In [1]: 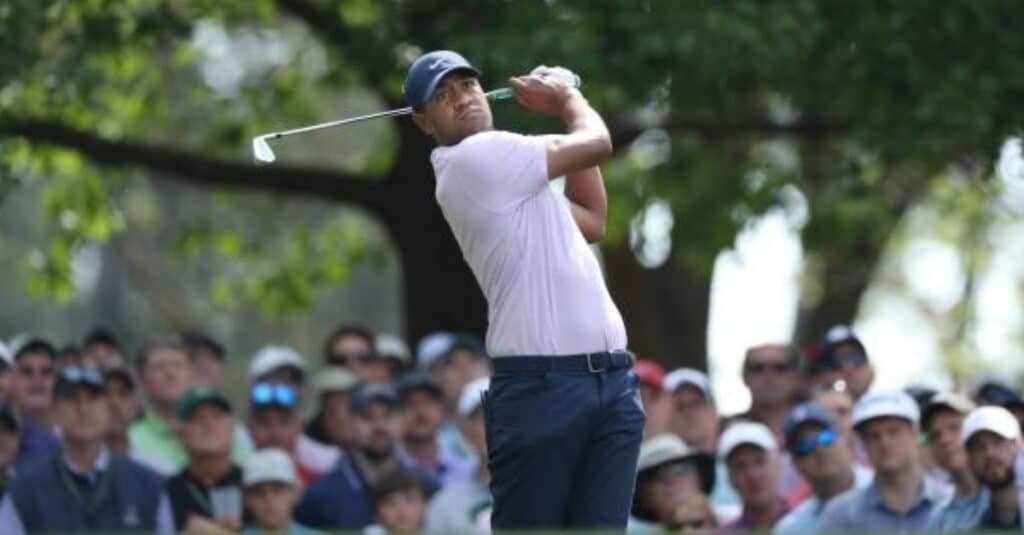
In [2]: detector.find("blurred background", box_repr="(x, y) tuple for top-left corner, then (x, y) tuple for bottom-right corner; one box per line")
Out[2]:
(1, 0), (1023, 414)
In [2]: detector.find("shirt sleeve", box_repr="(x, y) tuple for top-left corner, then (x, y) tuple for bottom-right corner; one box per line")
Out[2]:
(0, 495), (26, 535)
(447, 131), (549, 212)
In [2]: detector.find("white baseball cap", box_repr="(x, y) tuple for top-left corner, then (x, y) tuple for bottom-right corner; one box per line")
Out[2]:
(243, 448), (299, 487)
(375, 334), (411, 363)
(0, 341), (11, 368)
(718, 421), (777, 461)
(961, 406), (1022, 445)
(664, 368), (711, 398)
(457, 376), (490, 418)
(852, 390), (920, 429)
(249, 345), (307, 380)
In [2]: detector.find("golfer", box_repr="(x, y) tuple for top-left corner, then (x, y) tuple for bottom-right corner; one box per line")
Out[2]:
(404, 50), (644, 530)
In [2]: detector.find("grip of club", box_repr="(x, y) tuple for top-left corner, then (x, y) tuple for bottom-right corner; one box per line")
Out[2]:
(486, 74), (582, 102)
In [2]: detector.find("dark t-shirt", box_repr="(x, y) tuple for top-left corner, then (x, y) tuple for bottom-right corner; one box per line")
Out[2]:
(164, 464), (244, 529)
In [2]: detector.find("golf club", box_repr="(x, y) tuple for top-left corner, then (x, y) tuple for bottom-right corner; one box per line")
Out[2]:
(252, 67), (581, 163)
(252, 88), (515, 163)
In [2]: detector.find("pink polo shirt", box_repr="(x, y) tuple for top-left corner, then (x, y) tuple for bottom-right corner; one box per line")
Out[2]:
(431, 130), (626, 357)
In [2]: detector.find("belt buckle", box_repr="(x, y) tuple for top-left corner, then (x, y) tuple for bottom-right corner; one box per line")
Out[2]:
(586, 353), (608, 373)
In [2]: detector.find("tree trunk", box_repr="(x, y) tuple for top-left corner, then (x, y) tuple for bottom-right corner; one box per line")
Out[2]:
(604, 244), (711, 370)
(381, 122), (487, 347)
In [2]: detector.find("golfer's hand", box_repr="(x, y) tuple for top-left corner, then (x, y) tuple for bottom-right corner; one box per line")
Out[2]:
(509, 73), (577, 116)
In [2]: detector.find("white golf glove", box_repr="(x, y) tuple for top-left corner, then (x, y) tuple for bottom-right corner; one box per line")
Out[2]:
(530, 65), (581, 89)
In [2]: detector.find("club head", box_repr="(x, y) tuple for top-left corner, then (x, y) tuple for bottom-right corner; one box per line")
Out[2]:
(252, 136), (276, 163)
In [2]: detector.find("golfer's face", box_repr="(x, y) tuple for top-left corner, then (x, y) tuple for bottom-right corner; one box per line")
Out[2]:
(424, 73), (492, 144)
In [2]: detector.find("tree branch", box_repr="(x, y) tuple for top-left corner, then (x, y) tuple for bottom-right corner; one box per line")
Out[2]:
(1, 116), (390, 216)
(274, 0), (387, 87)
(609, 115), (847, 151)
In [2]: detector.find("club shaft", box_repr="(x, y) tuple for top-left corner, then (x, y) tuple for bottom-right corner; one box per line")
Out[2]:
(265, 107), (413, 140)
(261, 88), (514, 141)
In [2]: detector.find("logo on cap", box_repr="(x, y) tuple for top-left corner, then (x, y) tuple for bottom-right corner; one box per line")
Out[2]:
(429, 58), (447, 70)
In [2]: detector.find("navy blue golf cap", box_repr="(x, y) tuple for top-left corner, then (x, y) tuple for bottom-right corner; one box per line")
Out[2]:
(403, 50), (481, 111)
(784, 402), (837, 449)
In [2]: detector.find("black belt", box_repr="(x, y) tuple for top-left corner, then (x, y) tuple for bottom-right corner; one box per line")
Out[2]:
(491, 351), (634, 374)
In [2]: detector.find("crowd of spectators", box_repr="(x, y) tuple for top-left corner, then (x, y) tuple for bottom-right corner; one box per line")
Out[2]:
(0, 323), (1020, 533)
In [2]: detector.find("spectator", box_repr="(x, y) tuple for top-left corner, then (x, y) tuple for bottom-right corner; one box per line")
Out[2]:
(0, 402), (20, 498)
(129, 341), (251, 475)
(923, 393), (988, 533)
(295, 383), (435, 531)
(664, 368), (738, 517)
(9, 339), (59, 468)
(819, 390), (950, 532)
(242, 448), (319, 535)
(665, 368), (719, 453)
(817, 326), (874, 401)
(81, 327), (125, 368)
(323, 324), (377, 369)
(417, 332), (489, 411)
(719, 421), (790, 531)
(741, 343), (802, 441)
(665, 493), (718, 533)
(305, 368), (361, 452)
(57, 345), (83, 369)
(165, 387), (244, 533)
(0, 366), (173, 533)
(0, 342), (13, 401)
(773, 403), (872, 534)
(352, 330), (411, 381)
(972, 379), (1024, 432)
(635, 359), (669, 437)
(961, 406), (1022, 531)
(629, 433), (715, 531)
(248, 382), (340, 483)
(369, 469), (428, 534)
(425, 377), (492, 534)
(182, 331), (228, 389)
(397, 372), (474, 486)
(101, 365), (141, 456)
(418, 332), (490, 465)
(249, 346), (307, 395)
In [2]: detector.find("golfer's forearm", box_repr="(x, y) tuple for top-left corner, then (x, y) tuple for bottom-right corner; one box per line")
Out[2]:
(566, 167), (607, 243)
(560, 91), (612, 160)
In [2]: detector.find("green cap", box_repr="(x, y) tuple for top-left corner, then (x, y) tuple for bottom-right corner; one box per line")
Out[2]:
(177, 387), (232, 420)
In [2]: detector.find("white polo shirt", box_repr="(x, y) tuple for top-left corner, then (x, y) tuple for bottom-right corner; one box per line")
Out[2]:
(431, 130), (627, 357)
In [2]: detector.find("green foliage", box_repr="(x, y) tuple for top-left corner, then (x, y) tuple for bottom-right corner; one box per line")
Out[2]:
(2, 0), (1022, 316)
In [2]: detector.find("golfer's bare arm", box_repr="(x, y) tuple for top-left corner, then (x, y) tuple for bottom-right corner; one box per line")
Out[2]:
(546, 90), (613, 243)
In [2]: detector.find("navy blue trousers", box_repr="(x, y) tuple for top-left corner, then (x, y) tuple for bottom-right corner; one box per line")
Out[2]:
(484, 357), (645, 530)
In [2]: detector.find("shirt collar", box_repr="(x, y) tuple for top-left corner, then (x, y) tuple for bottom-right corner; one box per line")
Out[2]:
(62, 447), (111, 480)
(866, 474), (948, 513)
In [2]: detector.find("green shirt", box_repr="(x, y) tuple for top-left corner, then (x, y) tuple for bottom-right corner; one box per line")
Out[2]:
(128, 411), (253, 475)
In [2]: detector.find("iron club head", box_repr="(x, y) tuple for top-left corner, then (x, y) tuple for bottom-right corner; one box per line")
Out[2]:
(252, 135), (276, 163)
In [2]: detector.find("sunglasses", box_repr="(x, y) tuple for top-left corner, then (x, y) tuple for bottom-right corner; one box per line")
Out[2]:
(18, 364), (54, 377)
(250, 383), (298, 408)
(823, 353), (868, 371)
(652, 461), (698, 483)
(329, 352), (376, 363)
(745, 362), (795, 374)
(792, 428), (839, 457)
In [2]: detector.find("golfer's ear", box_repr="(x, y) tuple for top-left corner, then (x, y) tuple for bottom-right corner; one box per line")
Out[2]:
(412, 113), (433, 135)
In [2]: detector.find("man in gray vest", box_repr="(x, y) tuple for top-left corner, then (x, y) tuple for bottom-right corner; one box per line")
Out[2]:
(0, 366), (174, 533)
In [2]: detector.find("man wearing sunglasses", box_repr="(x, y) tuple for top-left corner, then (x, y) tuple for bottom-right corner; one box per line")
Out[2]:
(247, 382), (339, 484)
(819, 390), (951, 533)
(773, 403), (872, 534)
(9, 339), (59, 469)
(629, 433), (715, 531)
(741, 343), (802, 442)
(817, 326), (875, 402)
